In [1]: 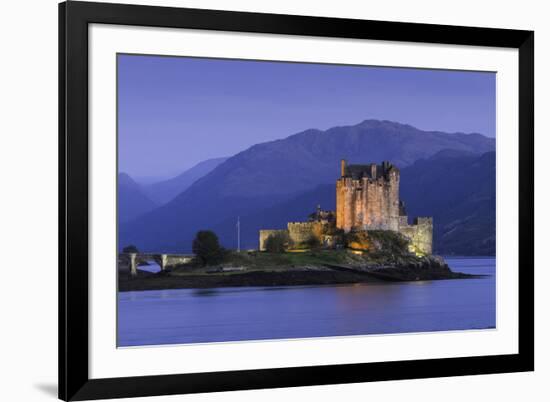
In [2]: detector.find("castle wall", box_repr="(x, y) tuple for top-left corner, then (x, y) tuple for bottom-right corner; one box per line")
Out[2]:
(398, 217), (433, 255)
(259, 229), (288, 251)
(336, 170), (400, 232)
(287, 222), (326, 245)
(260, 223), (337, 251)
(336, 178), (351, 231)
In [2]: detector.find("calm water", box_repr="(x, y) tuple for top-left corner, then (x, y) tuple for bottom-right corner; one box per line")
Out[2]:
(117, 257), (495, 347)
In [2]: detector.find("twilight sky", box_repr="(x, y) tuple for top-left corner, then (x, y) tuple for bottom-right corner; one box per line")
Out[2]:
(118, 54), (496, 179)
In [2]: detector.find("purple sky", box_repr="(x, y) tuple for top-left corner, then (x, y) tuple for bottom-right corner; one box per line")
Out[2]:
(118, 54), (496, 179)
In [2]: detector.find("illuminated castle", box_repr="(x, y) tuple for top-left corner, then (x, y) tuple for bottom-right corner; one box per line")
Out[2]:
(259, 160), (433, 255)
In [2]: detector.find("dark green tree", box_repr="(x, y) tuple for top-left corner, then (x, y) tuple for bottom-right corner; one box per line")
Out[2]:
(122, 245), (139, 254)
(192, 230), (224, 265)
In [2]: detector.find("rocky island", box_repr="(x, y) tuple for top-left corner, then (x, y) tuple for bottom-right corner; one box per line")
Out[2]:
(118, 249), (473, 292)
(119, 160), (476, 292)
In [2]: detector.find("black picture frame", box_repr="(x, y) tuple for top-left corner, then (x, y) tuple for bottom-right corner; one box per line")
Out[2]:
(59, 1), (534, 400)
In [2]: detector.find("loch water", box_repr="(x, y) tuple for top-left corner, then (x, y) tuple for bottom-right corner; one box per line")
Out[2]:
(117, 257), (496, 347)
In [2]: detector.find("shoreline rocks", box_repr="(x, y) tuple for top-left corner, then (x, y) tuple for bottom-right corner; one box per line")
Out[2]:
(118, 254), (479, 292)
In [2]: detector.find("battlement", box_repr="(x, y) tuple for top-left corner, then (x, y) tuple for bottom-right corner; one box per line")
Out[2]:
(413, 217), (433, 226)
(340, 159), (398, 181)
(308, 205), (336, 223)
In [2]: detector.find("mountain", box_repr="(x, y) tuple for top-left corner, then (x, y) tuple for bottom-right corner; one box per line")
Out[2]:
(144, 157), (228, 204)
(400, 151), (496, 255)
(118, 173), (158, 223)
(426, 148), (477, 160)
(119, 119), (495, 253)
(210, 151), (496, 255)
(181, 119), (494, 199)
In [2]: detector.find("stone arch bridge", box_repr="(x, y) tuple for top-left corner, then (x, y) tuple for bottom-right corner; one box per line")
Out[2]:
(118, 253), (194, 276)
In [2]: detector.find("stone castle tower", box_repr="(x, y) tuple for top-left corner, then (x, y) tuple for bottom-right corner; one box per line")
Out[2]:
(336, 160), (400, 232)
(336, 159), (433, 255)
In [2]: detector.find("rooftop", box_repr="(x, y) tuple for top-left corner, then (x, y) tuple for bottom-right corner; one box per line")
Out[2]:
(341, 160), (398, 180)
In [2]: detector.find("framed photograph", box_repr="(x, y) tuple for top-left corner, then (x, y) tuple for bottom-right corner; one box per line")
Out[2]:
(59, 1), (534, 400)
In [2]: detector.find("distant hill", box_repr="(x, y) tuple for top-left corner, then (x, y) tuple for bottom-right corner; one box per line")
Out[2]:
(144, 157), (228, 204)
(119, 119), (495, 253)
(118, 173), (157, 223)
(400, 151), (496, 256)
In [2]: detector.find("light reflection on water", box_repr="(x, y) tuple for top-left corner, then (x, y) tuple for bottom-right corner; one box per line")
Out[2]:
(117, 257), (496, 347)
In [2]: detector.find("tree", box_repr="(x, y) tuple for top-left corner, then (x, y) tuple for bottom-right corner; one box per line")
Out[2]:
(192, 230), (224, 265)
(122, 245), (139, 254)
(306, 236), (322, 250)
(265, 232), (288, 253)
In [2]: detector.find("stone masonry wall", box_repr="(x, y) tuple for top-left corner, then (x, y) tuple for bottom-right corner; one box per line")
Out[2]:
(398, 217), (433, 255)
(259, 229), (288, 251)
(260, 223), (331, 251)
(336, 170), (400, 232)
(287, 222), (326, 245)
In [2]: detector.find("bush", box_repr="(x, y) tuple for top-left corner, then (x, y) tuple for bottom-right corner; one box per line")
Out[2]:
(265, 232), (288, 253)
(323, 226), (344, 236)
(365, 230), (409, 255)
(306, 236), (322, 250)
(344, 231), (370, 251)
(343, 230), (409, 254)
(192, 230), (225, 266)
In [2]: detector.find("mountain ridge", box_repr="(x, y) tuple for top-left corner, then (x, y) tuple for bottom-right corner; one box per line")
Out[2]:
(119, 119), (495, 254)
(144, 157), (228, 204)
(118, 173), (157, 223)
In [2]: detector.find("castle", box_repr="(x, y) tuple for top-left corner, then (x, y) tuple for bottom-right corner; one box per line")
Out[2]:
(259, 160), (433, 255)
(336, 160), (400, 231)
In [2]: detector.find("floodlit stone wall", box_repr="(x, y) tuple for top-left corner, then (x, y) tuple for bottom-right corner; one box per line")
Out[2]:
(287, 222), (326, 245)
(259, 229), (288, 251)
(399, 217), (433, 255)
(336, 163), (400, 232)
